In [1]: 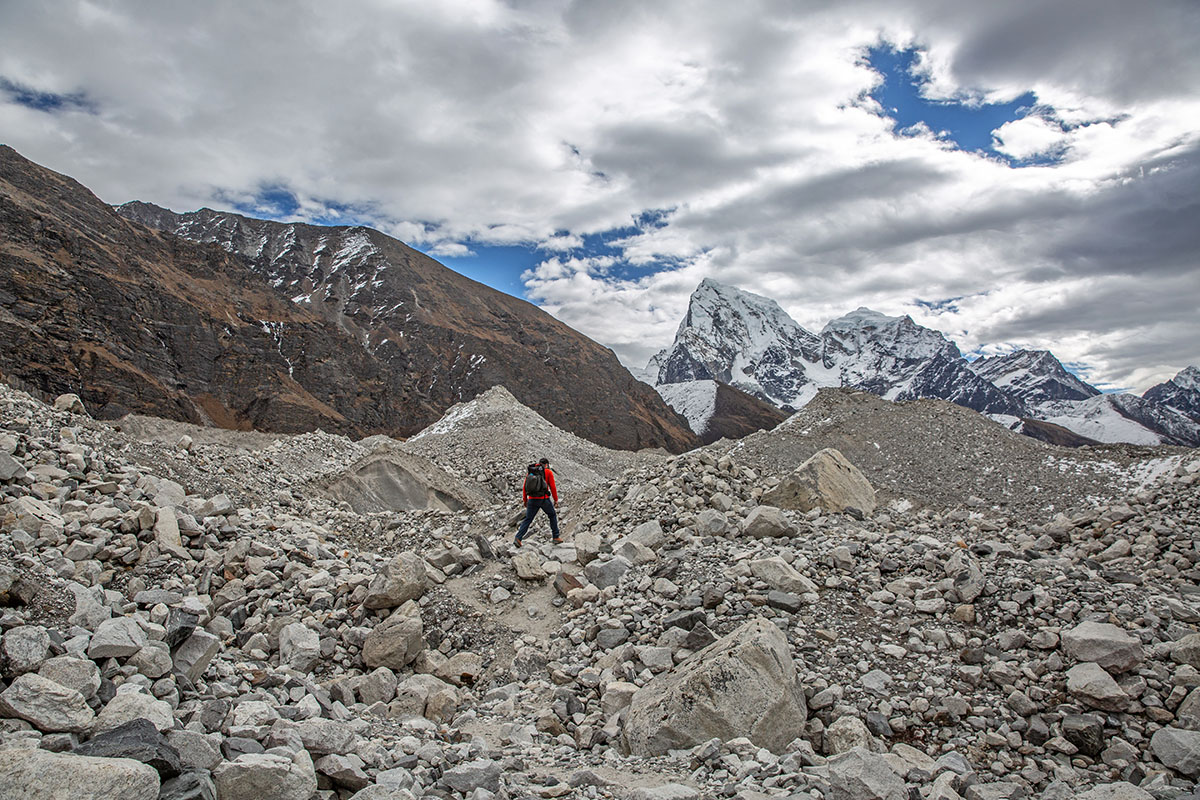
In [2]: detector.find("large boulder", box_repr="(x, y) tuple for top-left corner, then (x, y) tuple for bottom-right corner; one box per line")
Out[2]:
(1066, 662), (1130, 712)
(826, 747), (906, 800)
(93, 689), (175, 734)
(1151, 727), (1200, 778)
(279, 622), (321, 672)
(741, 506), (794, 539)
(73, 718), (182, 779)
(762, 448), (876, 516)
(0, 673), (95, 732)
(363, 601), (424, 670)
(1062, 621), (1143, 673)
(212, 752), (317, 800)
(624, 618), (807, 755)
(0, 746), (159, 800)
(1074, 784), (1154, 799)
(749, 556), (817, 595)
(89, 617), (148, 659)
(364, 552), (427, 609)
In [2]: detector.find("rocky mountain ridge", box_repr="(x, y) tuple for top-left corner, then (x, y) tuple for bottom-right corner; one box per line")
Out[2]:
(0, 145), (696, 454)
(648, 280), (1200, 448)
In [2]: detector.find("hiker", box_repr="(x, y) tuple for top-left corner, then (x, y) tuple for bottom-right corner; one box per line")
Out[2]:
(515, 457), (562, 546)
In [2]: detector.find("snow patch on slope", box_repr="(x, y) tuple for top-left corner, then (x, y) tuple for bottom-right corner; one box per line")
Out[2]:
(656, 380), (718, 436)
(1035, 396), (1163, 445)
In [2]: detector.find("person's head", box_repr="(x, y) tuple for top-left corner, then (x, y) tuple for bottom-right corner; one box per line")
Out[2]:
(539, 457), (549, 467)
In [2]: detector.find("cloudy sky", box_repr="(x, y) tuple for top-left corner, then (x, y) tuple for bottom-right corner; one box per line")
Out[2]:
(2, 1), (1198, 392)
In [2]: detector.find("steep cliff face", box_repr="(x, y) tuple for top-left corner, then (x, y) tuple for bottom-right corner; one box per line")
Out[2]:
(2, 146), (696, 452)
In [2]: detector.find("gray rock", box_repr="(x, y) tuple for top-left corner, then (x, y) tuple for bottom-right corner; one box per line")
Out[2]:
(39, 654), (101, 699)
(171, 628), (221, 683)
(315, 753), (370, 790)
(54, 393), (87, 414)
(0, 672), (95, 732)
(441, 758), (501, 793)
(826, 715), (874, 754)
(584, 555), (633, 589)
(159, 771), (218, 800)
(164, 608), (199, 649)
(512, 550), (549, 579)
(89, 616), (148, 659)
(0, 746), (159, 800)
(629, 785), (700, 800)
(296, 717), (360, 756)
(0, 452), (26, 481)
(750, 556), (817, 595)
(212, 752), (317, 800)
(741, 505), (794, 538)
(693, 509), (728, 536)
(1062, 621), (1143, 673)
(153, 508), (189, 559)
(356, 666), (399, 705)
(67, 582), (112, 630)
(624, 618), (808, 755)
(166, 729), (222, 771)
(363, 600), (423, 670)
(279, 622), (321, 672)
(128, 641), (173, 679)
(766, 590), (804, 613)
(762, 448), (876, 516)
(1151, 726), (1200, 778)
(629, 519), (666, 549)
(93, 689), (175, 734)
(826, 747), (906, 800)
(1066, 662), (1129, 711)
(364, 552), (427, 609)
(73, 718), (181, 778)
(1073, 784), (1154, 800)
(1172, 634), (1200, 669)
(194, 494), (234, 519)
(2, 625), (50, 674)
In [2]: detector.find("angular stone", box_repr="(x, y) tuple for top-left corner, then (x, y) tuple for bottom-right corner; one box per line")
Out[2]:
(1171, 634), (1200, 669)
(1151, 726), (1200, 778)
(2, 625), (50, 674)
(54, 393), (87, 414)
(279, 622), (321, 672)
(39, 654), (101, 699)
(826, 747), (906, 800)
(4, 495), (64, 533)
(1066, 662), (1129, 712)
(128, 641), (173, 679)
(315, 753), (370, 790)
(164, 608), (199, 650)
(1062, 621), (1143, 673)
(73, 718), (182, 778)
(364, 552), (427, 609)
(750, 556), (817, 595)
(167, 730), (222, 771)
(512, 550), (548, 580)
(442, 758), (501, 793)
(693, 509), (727, 536)
(630, 786), (699, 800)
(212, 752), (317, 800)
(628, 520), (666, 549)
(172, 628), (221, 683)
(363, 600), (423, 670)
(295, 717), (359, 756)
(766, 590), (804, 613)
(153, 508), (189, 559)
(89, 617), (148, 659)
(94, 689), (175, 734)
(1062, 714), (1104, 757)
(762, 448), (876, 516)
(826, 715), (873, 755)
(584, 555), (632, 589)
(0, 746), (159, 800)
(742, 505), (794, 538)
(624, 618), (807, 756)
(0, 452), (26, 481)
(195, 494), (234, 519)
(159, 771), (218, 800)
(1074, 784), (1153, 800)
(356, 666), (399, 704)
(0, 672), (95, 732)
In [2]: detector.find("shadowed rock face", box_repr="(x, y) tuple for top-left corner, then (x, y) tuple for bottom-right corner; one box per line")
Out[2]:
(0, 145), (696, 452)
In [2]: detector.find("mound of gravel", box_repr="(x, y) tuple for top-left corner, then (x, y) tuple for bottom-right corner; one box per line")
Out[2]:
(721, 388), (1186, 523)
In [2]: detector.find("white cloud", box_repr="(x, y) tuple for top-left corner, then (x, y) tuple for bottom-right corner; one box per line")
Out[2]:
(991, 116), (1066, 161)
(1, 0), (1197, 391)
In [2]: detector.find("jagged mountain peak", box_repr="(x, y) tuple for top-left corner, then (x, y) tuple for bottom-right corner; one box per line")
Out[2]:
(969, 348), (1101, 405)
(1172, 365), (1200, 391)
(1144, 365), (1200, 427)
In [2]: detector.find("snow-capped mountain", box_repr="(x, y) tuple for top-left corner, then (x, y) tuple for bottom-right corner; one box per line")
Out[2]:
(969, 349), (1101, 404)
(648, 280), (1020, 417)
(649, 278), (823, 409)
(649, 279), (1199, 448)
(1035, 393), (1200, 447)
(1144, 366), (1200, 424)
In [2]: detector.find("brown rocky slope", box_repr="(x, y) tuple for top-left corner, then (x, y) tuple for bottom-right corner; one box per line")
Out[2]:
(0, 146), (695, 452)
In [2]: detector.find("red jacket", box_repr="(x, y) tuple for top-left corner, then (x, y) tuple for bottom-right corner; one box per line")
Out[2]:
(523, 467), (557, 504)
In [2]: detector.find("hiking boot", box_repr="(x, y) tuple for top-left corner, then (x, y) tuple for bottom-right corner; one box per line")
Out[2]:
(513, 538), (523, 548)
(552, 538), (564, 545)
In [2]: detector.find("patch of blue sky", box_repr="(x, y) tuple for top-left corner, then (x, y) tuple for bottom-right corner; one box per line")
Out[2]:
(865, 45), (1059, 166)
(219, 183), (381, 229)
(0, 77), (97, 114)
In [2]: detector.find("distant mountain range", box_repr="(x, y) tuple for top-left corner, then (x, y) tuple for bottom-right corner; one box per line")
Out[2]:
(646, 279), (1200, 447)
(0, 145), (696, 453)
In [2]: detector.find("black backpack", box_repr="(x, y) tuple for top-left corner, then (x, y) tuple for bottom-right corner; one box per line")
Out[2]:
(524, 463), (549, 496)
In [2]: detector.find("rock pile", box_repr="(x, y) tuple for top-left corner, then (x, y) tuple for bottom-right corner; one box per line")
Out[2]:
(1, 381), (1199, 800)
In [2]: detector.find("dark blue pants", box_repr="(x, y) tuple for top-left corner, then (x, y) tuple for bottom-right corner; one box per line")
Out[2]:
(516, 497), (559, 541)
